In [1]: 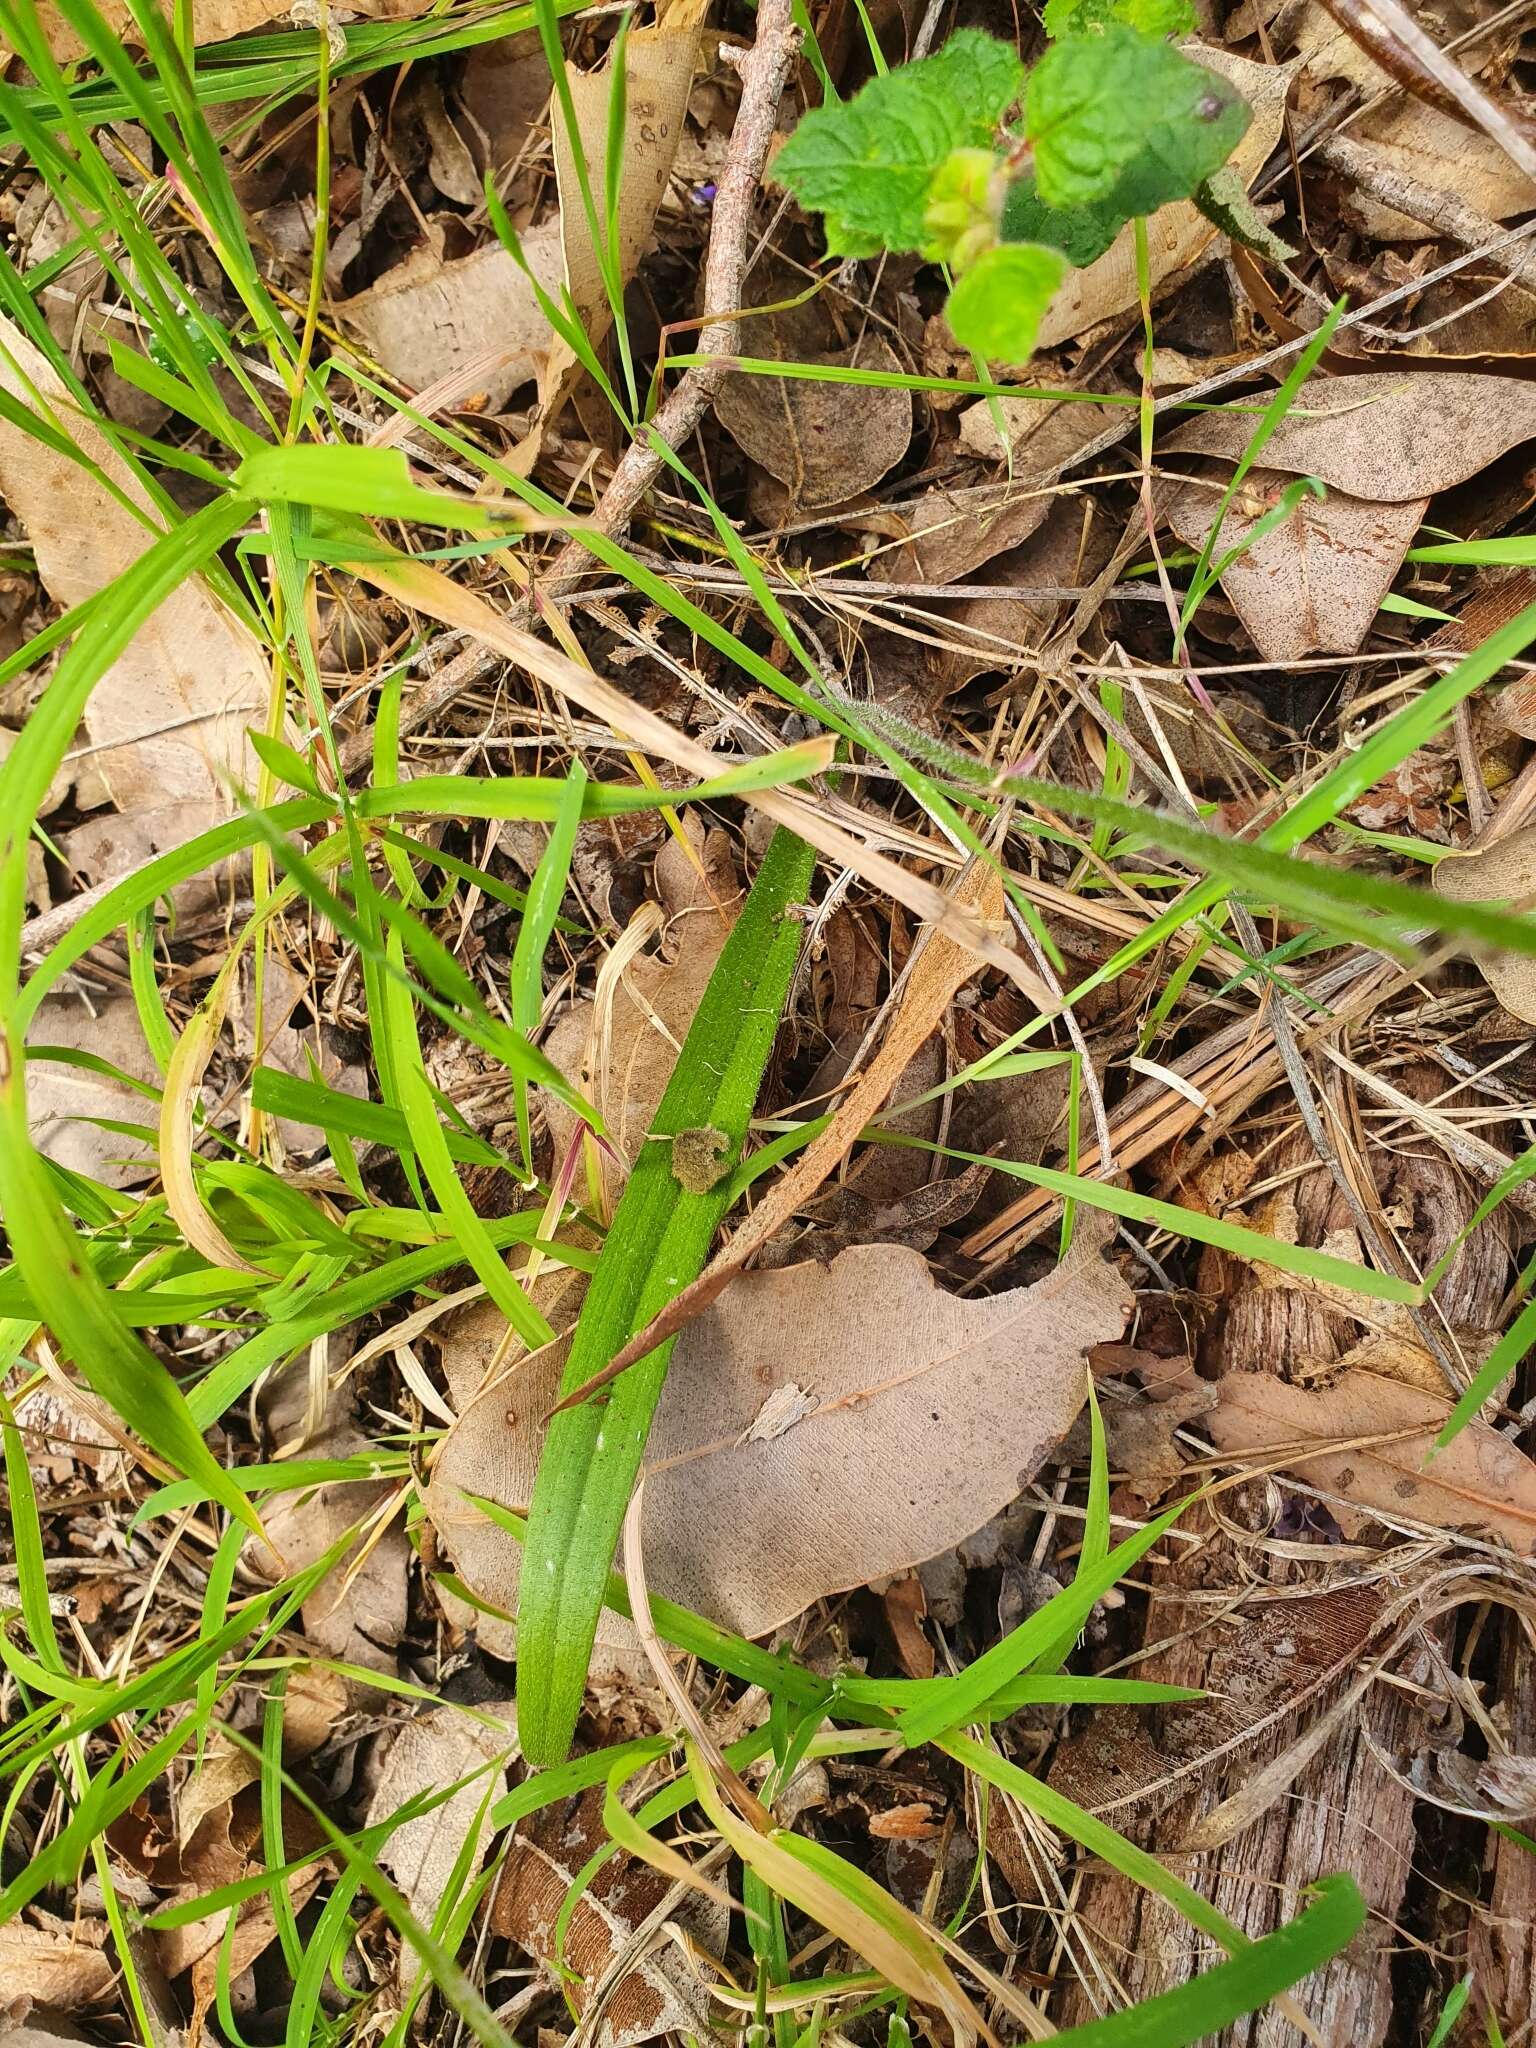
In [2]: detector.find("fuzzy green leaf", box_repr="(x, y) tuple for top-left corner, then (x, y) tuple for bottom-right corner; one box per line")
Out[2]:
(1042, 0), (1195, 38)
(773, 29), (1025, 256)
(1026, 27), (1249, 211)
(944, 242), (1066, 362)
(1194, 164), (1298, 260)
(1001, 171), (1126, 266)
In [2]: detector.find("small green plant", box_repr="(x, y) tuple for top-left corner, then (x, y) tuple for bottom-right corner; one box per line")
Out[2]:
(772, 2), (1276, 362)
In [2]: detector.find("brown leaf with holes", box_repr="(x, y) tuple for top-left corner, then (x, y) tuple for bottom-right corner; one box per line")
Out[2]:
(1166, 468), (1425, 662)
(1434, 823), (1536, 1024)
(491, 1787), (721, 2048)
(429, 1229), (1130, 1642)
(1206, 1368), (1536, 1552)
(715, 332), (912, 510)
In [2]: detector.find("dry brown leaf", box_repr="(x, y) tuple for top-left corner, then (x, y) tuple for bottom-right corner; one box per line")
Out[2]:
(541, 826), (737, 1185)
(955, 392), (1121, 467)
(460, 30), (549, 173)
(0, 317), (258, 854)
(890, 480), (1056, 586)
(430, 1230), (1130, 1640)
(491, 1787), (721, 2048)
(1164, 371), (1536, 500)
(0, 1924), (114, 2018)
(346, 17), (699, 413)
(1344, 104), (1536, 240)
(22, 994), (157, 1188)
(249, 1414), (408, 1673)
(553, 7), (704, 342)
(1166, 467), (1425, 662)
(715, 333), (911, 509)
(1206, 1367), (1536, 1552)
(363, 1704), (518, 1924)
(1034, 49), (1297, 349)
(1434, 822), (1536, 1023)
(342, 227), (566, 415)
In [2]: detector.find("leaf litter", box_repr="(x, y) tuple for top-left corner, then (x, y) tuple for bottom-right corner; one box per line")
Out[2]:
(13, 0), (1536, 2042)
(428, 1222), (1130, 1641)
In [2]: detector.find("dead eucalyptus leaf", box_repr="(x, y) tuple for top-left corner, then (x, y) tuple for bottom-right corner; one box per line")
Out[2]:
(342, 227), (566, 415)
(1166, 468), (1425, 662)
(491, 1787), (722, 2048)
(1034, 49), (1297, 349)
(429, 1232), (1130, 1642)
(1206, 1367), (1536, 1552)
(23, 994), (157, 1187)
(891, 480), (1057, 586)
(715, 333), (912, 509)
(1164, 372), (1536, 500)
(0, 316), (258, 851)
(955, 392), (1120, 467)
(0, 1924), (114, 2018)
(346, 15), (699, 413)
(248, 1395), (409, 1674)
(364, 1705), (518, 1924)
(1434, 823), (1536, 1023)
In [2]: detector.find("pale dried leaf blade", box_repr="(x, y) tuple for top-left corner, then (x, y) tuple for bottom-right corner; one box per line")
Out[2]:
(1166, 470), (1425, 663)
(430, 1233), (1130, 1642)
(1207, 1367), (1536, 1552)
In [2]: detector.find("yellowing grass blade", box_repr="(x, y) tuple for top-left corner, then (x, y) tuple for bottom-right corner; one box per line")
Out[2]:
(688, 1749), (995, 2048)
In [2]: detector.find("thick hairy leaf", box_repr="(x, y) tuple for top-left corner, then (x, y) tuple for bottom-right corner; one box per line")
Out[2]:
(945, 242), (1066, 363)
(772, 29), (1025, 256)
(1026, 26), (1249, 211)
(1035, 48), (1292, 348)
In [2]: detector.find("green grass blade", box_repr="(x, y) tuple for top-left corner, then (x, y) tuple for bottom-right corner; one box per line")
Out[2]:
(1044, 1873), (1365, 2044)
(517, 826), (816, 1764)
(897, 1500), (1189, 1749)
